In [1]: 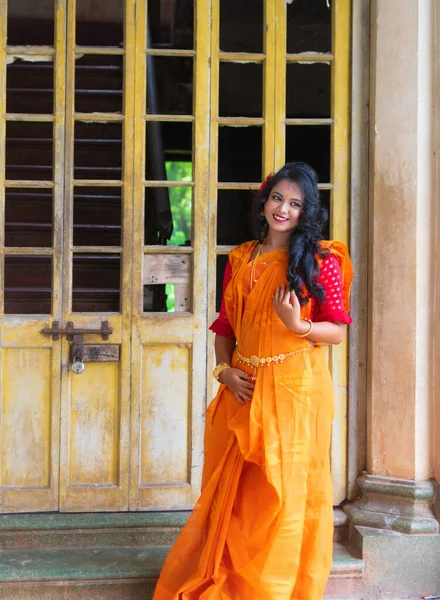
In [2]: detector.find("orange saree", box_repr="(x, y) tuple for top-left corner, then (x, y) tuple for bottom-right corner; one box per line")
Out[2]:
(153, 240), (353, 600)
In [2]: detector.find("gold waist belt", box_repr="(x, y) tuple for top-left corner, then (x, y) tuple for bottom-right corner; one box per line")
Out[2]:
(236, 342), (314, 368)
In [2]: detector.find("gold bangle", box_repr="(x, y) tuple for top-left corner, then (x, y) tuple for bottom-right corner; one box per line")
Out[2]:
(213, 362), (231, 382)
(295, 318), (313, 338)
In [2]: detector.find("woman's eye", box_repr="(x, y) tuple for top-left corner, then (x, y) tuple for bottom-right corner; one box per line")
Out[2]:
(272, 195), (281, 201)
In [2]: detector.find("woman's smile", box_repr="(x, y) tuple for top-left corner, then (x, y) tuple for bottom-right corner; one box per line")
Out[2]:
(272, 214), (289, 223)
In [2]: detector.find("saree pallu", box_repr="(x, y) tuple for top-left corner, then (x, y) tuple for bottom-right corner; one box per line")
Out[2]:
(153, 240), (353, 600)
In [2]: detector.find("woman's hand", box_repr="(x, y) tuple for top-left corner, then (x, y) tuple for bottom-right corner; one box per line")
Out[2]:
(218, 367), (255, 404)
(273, 283), (302, 333)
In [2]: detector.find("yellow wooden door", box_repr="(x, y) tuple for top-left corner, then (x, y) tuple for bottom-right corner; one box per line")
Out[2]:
(129, 0), (210, 509)
(58, 0), (135, 511)
(0, 0), (135, 512)
(205, 0), (351, 506)
(0, 0), (67, 512)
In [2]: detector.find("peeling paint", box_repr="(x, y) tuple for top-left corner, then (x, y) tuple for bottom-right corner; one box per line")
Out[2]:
(6, 54), (54, 64)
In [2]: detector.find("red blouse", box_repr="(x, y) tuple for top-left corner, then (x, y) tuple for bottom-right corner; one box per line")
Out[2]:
(210, 253), (352, 339)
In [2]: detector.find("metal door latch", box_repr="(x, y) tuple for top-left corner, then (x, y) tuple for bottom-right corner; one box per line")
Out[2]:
(41, 321), (113, 374)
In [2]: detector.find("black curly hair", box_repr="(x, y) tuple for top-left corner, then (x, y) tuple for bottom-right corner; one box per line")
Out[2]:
(257, 162), (329, 305)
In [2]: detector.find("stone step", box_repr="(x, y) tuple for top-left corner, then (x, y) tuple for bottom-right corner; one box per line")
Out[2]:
(0, 512), (188, 550)
(0, 511), (348, 550)
(0, 543), (364, 600)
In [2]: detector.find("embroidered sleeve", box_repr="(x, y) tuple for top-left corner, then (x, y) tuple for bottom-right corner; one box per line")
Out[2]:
(312, 254), (352, 324)
(209, 260), (235, 338)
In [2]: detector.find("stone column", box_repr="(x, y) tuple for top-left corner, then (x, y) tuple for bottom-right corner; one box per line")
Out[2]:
(345, 0), (439, 537)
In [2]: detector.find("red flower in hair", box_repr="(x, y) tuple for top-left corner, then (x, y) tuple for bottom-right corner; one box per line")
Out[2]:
(259, 173), (274, 193)
(249, 173), (274, 197)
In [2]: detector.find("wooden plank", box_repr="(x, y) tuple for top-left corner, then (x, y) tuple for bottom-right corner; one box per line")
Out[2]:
(143, 254), (190, 285)
(218, 117), (265, 126)
(145, 114), (194, 122)
(144, 179), (194, 187)
(173, 283), (190, 312)
(146, 48), (196, 57)
(286, 52), (334, 62)
(74, 113), (124, 122)
(219, 51), (266, 62)
(5, 180), (54, 188)
(5, 114), (55, 122)
(285, 118), (334, 125)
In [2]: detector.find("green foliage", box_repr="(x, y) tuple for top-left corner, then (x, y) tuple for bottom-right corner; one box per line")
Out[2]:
(165, 161), (192, 247)
(165, 283), (175, 313)
(164, 161), (192, 311)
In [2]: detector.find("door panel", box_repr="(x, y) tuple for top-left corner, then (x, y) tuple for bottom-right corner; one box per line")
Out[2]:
(0, 0), (65, 513)
(130, 0), (209, 510)
(58, 0), (134, 512)
(139, 343), (192, 507)
(209, 0), (351, 505)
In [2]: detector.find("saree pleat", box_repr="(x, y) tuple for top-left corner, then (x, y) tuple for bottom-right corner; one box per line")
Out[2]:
(153, 241), (352, 600)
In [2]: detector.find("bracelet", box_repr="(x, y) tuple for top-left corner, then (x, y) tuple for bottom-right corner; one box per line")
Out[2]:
(295, 318), (313, 338)
(213, 362), (231, 382)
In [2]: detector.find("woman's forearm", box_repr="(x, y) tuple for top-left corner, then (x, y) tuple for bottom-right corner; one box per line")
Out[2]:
(214, 334), (236, 365)
(295, 320), (346, 345)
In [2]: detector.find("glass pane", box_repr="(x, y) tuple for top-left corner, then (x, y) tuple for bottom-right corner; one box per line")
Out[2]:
(73, 186), (122, 247)
(7, 60), (54, 115)
(147, 0), (194, 50)
(286, 63), (330, 119)
(4, 256), (52, 314)
(5, 188), (53, 247)
(217, 189), (255, 246)
(76, 0), (124, 47)
(143, 254), (191, 312)
(215, 255), (229, 313)
(218, 126), (262, 183)
(74, 122), (122, 181)
(145, 184), (192, 246)
(75, 55), (123, 114)
(287, 0), (332, 54)
(320, 190), (330, 240)
(6, 121), (53, 181)
(146, 56), (193, 115)
(72, 253), (120, 312)
(285, 125), (330, 182)
(145, 122), (193, 180)
(219, 63), (262, 118)
(220, 0), (263, 53)
(7, 0), (54, 46)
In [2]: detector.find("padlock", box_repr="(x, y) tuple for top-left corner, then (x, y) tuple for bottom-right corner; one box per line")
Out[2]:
(72, 357), (85, 374)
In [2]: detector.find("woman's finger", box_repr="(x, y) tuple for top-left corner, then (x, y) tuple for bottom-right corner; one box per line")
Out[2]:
(234, 392), (245, 405)
(239, 382), (255, 392)
(236, 373), (255, 384)
(282, 286), (291, 303)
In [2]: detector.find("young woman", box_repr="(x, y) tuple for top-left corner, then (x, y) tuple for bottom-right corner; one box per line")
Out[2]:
(153, 162), (353, 600)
